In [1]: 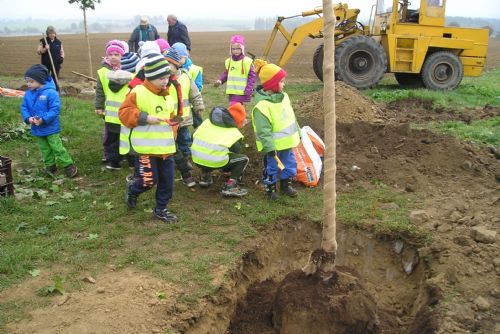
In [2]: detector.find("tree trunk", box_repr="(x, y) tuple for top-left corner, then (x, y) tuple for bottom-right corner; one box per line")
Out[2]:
(302, 0), (337, 276)
(83, 8), (93, 77)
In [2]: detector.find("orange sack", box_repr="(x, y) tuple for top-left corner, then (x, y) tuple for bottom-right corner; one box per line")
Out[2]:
(293, 126), (325, 187)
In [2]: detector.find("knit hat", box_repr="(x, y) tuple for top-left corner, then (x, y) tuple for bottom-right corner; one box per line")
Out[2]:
(25, 64), (49, 84)
(120, 40), (129, 54)
(230, 35), (245, 55)
(163, 47), (181, 67)
(227, 102), (246, 128)
(172, 42), (189, 57)
(121, 52), (140, 73)
(254, 59), (286, 93)
(144, 54), (171, 80)
(156, 39), (170, 53)
(138, 40), (161, 59)
(106, 39), (125, 56)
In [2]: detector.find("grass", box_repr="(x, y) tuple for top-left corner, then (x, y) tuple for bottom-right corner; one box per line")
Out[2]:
(365, 68), (500, 109)
(0, 81), (436, 329)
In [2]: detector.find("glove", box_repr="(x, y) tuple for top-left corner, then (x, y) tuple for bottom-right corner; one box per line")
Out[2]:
(267, 150), (276, 157)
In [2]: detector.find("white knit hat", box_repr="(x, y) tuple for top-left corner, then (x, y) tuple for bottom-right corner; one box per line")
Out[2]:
(138, 41), (160, 59)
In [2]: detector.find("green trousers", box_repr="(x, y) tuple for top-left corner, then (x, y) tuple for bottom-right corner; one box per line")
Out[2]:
(37, 133), (74, 168)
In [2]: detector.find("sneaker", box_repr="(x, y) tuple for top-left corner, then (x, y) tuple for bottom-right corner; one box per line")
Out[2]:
(182, 176), (197, 188)
(265, 183), (279, 201)
(125, 174), (135, 183)
(42, 165), (57, 176)
(65, 165), (78, 178)
(153, 208), (177, 223)
(280, 178), (298, 197)
(199, 173), (213, 188)
(105, 161), (121, 170)
(125, 183), (137, 209)
(221, 179), (248, 197)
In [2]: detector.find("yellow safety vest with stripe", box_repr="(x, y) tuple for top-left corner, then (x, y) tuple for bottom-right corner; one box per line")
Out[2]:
(119, 85), (176, 155)
(97, 67), (128, 125)
(224, 56), (253, 95)
(188, 64), (203, 87)
(168, 71), (191, 119)
(191, 119), (243, 168)
(252, 93), (300, 152)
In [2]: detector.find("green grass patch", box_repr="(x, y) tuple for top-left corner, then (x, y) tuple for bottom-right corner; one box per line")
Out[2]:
(365, 68), (500, 109)
(416, 116), (500, 146)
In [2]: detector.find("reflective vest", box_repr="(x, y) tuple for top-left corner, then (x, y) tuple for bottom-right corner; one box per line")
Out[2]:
(252, 92), (300, 152)
(188, 64), (203, 89)
(119, 85), (176, 155)
(97, 67), (128, 125)
(169, 71), (191, 119)
(225, 56), (253, 95)
(191, 119), (243, 168)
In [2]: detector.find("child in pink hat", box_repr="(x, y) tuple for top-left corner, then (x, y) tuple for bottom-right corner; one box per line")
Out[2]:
(214, 35), (256, 105)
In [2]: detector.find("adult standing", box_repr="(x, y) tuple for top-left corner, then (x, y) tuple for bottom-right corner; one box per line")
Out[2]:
(36, 26), (64, 92)
(167, 14), (191, 51)
(128, 16), (160, 53)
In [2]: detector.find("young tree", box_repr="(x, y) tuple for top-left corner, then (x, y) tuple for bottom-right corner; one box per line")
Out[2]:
(302, 0), (337, 277)
(68, 0), (101, 76)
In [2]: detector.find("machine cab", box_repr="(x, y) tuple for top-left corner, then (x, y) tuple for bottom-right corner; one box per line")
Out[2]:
(372, 0), (446, 35)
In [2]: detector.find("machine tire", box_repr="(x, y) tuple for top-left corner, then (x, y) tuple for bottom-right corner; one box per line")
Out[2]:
(313, 36), (387, 89)
(394, 73), (423, 87)
(312, 43), (325, 81)
(421, 51), (463, 90)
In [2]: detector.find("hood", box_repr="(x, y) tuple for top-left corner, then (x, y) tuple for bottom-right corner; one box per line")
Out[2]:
(254, 85), (284, 103)
(183, 57), (192, 69)
(209, 106), (237, 128)
(40, 76), (57, 92)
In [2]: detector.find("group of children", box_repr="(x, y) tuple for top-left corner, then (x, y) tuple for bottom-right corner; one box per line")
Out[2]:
(21, 33), (301, 223)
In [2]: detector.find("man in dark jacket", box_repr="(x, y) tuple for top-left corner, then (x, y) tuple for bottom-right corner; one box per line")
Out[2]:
(167, 14), (191, 51)
(128, 16), (160, 53)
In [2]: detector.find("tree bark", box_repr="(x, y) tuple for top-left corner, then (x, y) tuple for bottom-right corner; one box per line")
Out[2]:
(302, 0), (337, 276)
(83, 8), (93, 77)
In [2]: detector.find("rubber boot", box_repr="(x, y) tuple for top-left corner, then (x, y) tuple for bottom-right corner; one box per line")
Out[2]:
(265, 183), (279, 200)
(280, 178), (298, 197)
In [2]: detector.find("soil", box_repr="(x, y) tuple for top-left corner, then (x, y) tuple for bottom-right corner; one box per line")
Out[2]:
(1, 32), (499, 334)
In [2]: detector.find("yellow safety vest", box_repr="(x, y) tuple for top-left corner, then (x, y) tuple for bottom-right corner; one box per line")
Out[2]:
(168, 71), (191, 119)
(119, 85), (176, 155)
(252, 92), (300, 152)
(224, 56), (253, 95)
(97, 67), (128, 125)
(191, 119), (244, 168)
(188, 64), (203, 88)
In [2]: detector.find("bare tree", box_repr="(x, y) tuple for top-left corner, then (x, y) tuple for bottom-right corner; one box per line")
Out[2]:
(68, 0), (101, 76)
(302, 0), (337, 277)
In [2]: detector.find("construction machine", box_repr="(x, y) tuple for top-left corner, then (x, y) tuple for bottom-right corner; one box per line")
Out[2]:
(259, 0), (489, 90)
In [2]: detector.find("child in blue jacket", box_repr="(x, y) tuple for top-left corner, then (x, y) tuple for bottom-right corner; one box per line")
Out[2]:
(21, 64), (77, 177)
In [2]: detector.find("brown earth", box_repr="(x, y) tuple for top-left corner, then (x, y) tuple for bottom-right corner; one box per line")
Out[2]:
(1, 32), (499, 334)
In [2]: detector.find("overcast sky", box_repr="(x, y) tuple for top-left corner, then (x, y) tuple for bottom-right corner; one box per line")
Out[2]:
(0, 0), (497, 20)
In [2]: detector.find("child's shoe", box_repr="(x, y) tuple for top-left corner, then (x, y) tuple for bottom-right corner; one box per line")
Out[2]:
(182, 175), (197, 188)
(105, 161), (121, 170)
(199, 172), (213, 188)
(221, 179), (248, 197)
(65, 165), (78, 178)
(42, 165), (57, 176)
(280, 178), (298, 197)
(153, 208), (177, 223)
(265, 183), (279, 200)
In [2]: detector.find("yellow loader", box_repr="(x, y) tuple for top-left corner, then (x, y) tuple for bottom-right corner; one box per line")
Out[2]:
(259, 0), (489, 90)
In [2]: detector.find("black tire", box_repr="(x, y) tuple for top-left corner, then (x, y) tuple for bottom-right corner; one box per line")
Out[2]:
(394, 73), (423, 87)
(421, 51), (463, 90)
(312, 43), (324, 81)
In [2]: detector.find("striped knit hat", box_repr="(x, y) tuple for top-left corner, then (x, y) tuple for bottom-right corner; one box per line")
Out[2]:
(144, 54), (171, 80)
(121, 52), (140, 73)
(163, 47), (181, 67)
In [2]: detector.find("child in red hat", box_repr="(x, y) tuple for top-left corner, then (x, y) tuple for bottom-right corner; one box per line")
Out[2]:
(214, 35), (256, 106)
(252, 60), (300, 200)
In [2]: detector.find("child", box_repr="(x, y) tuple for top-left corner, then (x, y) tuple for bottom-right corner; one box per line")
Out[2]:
(192, 103), (249, 197)
(171, 42), (204, 128)
(120, 40), (140, 73)
(214, 35), (256, 106)
(119, 54), (178, 223)
(156, 38), (170, 54)
(95, 40), (129, 170)
(163, 47), (205, 188)
(252, 60), (300, 200)
(36, 26), (64, 92)
(21, 64), (77, 178)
